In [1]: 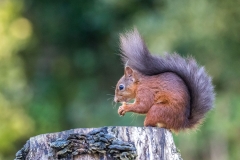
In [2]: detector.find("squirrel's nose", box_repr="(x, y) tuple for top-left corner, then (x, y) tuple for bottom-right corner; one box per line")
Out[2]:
(114, 97), (119, 103)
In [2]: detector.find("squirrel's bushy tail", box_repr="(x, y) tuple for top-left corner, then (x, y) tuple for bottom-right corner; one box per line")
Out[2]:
(120, 28), (214, 129)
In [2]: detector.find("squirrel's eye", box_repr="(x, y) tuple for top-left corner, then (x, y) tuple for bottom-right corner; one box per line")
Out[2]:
(119, 84), (125, 91)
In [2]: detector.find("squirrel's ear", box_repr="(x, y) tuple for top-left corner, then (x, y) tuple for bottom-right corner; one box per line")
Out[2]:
(124, 66), (133, 77)
(124, 66), (137, 82)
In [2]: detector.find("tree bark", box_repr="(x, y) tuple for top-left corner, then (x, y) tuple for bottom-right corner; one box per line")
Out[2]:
(15, 127), (182, 160)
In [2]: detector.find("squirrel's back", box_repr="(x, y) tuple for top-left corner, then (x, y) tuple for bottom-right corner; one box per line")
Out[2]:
(120, 28), (215, 129)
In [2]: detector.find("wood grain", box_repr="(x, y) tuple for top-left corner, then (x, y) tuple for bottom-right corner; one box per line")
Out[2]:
(15, 127), (182, 160)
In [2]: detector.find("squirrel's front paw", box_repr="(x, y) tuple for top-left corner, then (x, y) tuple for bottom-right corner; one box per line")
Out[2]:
(118, 104), (127, 116)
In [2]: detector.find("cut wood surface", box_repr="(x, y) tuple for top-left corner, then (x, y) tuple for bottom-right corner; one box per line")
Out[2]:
(15, 126), (182, 160)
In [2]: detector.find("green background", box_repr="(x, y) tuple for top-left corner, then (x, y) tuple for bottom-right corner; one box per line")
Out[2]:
(0, 0), (239, 159)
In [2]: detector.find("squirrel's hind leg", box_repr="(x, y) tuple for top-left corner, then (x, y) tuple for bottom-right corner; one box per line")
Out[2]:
(144, 104), (167, 128)
(144, 104), (185, 131)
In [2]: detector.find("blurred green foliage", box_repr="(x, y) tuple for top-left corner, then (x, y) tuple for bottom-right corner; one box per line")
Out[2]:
(0, 0), (239, 159)
(0, 0), (34, 158)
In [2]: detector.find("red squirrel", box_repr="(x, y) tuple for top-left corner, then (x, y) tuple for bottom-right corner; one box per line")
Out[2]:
(114, 29), (214, 132)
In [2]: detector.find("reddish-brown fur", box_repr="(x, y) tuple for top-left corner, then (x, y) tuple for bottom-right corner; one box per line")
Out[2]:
(114, 67), (190, 132)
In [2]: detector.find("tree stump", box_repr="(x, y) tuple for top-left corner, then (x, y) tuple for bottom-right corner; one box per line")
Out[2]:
(15, 127), (182, 160)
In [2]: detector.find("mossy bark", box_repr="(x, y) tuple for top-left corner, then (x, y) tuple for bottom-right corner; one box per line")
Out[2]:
(15, 127), (182, 160)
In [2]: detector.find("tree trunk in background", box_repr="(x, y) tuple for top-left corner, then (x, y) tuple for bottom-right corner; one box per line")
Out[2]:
(15, 127), (182, 160)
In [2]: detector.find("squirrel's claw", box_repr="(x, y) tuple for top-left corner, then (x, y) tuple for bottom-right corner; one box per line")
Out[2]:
(118, 105), (126, 116)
